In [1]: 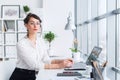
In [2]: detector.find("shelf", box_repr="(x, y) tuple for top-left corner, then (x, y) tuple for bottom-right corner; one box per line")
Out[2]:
(0, 17), (26, 59)
(0, 58), (3, 61)
(4, 31), (16, 33)
(1, 18), (22, 20)
(4, 44), (16, 46)
(17, 31), (27, 33)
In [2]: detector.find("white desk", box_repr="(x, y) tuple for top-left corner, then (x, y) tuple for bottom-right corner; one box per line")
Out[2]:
(36, 69), (90, 80)
(36, 56), (90, 80)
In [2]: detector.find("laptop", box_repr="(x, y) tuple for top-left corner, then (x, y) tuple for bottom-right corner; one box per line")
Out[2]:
(64, 46), (102, 71)
(86, 46), (102, 65)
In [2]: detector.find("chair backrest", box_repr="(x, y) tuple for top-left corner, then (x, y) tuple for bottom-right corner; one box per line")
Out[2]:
(91, 61), (104, 80)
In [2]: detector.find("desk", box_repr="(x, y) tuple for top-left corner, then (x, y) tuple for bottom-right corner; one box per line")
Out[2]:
(36, 69), (90, 80)
(36, 56), (90, 80)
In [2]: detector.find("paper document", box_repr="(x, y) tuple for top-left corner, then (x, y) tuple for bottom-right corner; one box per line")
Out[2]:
(51, 77), (90, 80)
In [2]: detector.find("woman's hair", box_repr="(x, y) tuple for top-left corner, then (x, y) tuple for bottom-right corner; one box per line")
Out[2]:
(24, 13), (42, 24)
(24, 13), (42, 36)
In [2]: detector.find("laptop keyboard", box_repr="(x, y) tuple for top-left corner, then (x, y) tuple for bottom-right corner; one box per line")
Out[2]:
(57, 72), (82, 76)
(64, 62), (86, 71)
(72, 62), (86, 68)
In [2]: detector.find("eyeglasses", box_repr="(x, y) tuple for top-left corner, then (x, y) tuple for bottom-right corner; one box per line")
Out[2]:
(28, 21), (41, 26)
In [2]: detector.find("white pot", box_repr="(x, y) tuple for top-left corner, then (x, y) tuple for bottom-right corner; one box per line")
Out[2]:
(72, 52), (81, 63)
(47, 47), (55, 57)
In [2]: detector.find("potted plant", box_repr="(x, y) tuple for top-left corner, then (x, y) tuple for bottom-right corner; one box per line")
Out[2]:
(69, 47), (81, 63)
(43, 31), (56, 56)
(69, 48), (80, 53)
(69, 38), (79, 54)
(23, 5), (30, 15)
(69, 39), (82, 63)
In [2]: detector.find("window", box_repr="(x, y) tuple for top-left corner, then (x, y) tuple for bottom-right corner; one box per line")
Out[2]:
(98, 0), (107, 65)
(98, 19), (107, 64)
(75, 0), (120, 80)
(117, 0), (120, 79)
(118, 0), (120, 68)
(88, 0), (92, 54)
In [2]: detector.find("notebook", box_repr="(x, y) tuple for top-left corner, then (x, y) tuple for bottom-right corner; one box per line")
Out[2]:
(57, 71), (82, 76)
(64, 46), (102, 71)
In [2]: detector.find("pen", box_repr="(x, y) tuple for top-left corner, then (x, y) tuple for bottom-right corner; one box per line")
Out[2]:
(74, 78), (79, 80)
(102, 61), (107, 67)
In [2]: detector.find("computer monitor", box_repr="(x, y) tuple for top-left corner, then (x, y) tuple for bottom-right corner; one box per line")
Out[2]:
(86, 46), (102, 65)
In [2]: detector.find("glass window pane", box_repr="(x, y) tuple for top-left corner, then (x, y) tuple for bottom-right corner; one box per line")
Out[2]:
(118, 0), (120, 8)
(119, 14), (120, 67)
(88, 23), (92, 53)
(98, 19), (107, 64)
(98, 0), (106, 15)
(117, 0), (120, 80)
(88, 0), (92, 53)
(0, 20), (2, 32)
(88, 0), (91, 19)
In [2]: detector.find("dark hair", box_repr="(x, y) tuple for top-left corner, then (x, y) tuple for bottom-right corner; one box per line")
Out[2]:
(24, 13), (42, 24)
(24, 13), (42, 37)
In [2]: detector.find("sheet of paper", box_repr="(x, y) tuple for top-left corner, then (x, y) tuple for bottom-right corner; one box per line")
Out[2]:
(51, 77), (75, 80)
(51, 77), (90, 80)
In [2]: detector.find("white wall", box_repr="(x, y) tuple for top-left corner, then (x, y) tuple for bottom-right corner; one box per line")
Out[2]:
(0, 0), (74, 57)
(0, 0), (43, 17)
(43, 0), (74, 57)
(0, 0), (43, 7)
(0, 59), (17, 80)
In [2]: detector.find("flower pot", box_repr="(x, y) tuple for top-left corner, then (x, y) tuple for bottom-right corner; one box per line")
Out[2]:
(72, 52), (84, 63)
(72, 52), (81, 63)
(48, 48), (54, 57)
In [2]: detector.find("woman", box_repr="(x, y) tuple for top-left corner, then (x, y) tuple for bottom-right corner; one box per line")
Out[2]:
(9, 13), (73, 80)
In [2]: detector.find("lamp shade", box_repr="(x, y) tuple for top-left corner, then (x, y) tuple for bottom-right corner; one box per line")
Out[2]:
(65, 12), (76, 30)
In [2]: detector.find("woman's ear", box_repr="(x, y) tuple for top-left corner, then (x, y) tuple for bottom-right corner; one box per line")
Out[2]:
(24, 24), (29, 29)
(24, 24), (29, 32)
(24, 24), (27, 27)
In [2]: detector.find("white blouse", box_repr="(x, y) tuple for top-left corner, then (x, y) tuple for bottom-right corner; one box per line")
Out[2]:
(16, 36), (51, 71)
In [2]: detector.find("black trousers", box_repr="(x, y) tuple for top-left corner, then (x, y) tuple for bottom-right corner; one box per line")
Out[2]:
(9, 68), (36, 80)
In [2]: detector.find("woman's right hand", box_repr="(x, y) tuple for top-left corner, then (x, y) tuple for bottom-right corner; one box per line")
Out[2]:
(59, 59), (73, 68)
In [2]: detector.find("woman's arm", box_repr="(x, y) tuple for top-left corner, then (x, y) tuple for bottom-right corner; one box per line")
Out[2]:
(44, 64), (61, 69)
(51, 59), (73, 64)
(44, 59), (73, 69)
(51, 59), (64, 64)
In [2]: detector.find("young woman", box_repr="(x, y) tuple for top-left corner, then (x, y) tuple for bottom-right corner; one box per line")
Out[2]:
(9, 13), (73, 80)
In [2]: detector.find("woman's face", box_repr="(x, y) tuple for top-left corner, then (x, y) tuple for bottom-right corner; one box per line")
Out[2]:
(25, 17), (41, 34)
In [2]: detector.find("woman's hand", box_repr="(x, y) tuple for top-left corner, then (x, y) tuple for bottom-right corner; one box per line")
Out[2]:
(45, 59), (73, 69)
(59, 59), (73, 68)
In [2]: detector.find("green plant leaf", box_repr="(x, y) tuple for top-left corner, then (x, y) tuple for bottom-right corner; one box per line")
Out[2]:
(43, 31), (56, 43)
(23, 5), (30, 13)
(69, 48), (79, 53)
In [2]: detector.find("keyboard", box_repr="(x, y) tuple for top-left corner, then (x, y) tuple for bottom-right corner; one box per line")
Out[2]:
(57, 72), (82, 76)
(64, 62), (86, 71)
(64, 68), (86, 71)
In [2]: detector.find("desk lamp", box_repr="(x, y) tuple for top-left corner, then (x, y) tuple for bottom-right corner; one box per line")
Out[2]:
(65, 12), (80, 60)
(65, 12), (77, 48)
(65, 12), (76, 30)
(65, 12), (86, 62)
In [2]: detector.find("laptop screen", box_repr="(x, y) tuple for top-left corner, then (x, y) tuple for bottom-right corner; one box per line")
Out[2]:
(86, 46), (102, 65)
